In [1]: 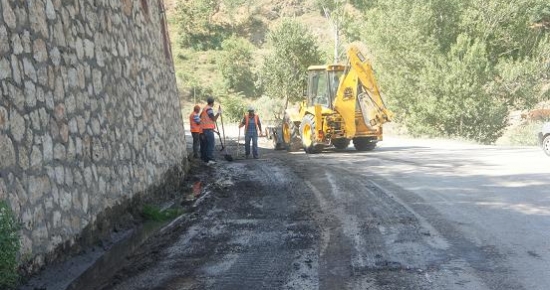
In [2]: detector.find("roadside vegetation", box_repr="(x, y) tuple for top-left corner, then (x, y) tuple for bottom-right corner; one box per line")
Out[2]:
(141, 204), (184, 222)
(0, 201), (20, 289)
(167, 0), (549, 144)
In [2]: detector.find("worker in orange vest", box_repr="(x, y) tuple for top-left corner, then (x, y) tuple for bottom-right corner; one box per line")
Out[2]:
(189, 105), (202, 159)
(200, 96), (221, 164)
(239, 107), (263, 159)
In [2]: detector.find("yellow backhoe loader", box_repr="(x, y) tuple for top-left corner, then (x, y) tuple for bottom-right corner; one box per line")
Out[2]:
(280, 44), (393, 153)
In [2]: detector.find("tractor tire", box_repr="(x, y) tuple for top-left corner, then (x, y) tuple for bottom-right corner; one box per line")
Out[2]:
(332, 138), (350, 150)
(272, 127), (285, 150)
(300, 114), (322, 154)
(353, 137), (377, 151)
(283, 114), (301, 152)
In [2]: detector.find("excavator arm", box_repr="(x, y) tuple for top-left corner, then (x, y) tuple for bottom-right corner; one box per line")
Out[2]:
(334, 45), (393, 138)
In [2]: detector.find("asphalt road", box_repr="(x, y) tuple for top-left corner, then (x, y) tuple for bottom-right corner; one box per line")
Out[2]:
(63, 135), (550, 290)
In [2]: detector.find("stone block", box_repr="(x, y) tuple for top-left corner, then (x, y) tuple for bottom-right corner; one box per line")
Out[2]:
(43, 134), (53, 162)
(53, 143), (65, 161)
(67, 138), (75, 161)
(0, 58), (10, 80)
(31, 225), (48, 245)
(54, 166), (64, 185)
(59, 123), (69, 143)
(81, 192), (88, 214)
(59, 189), (71, 211)
(75, 136), (82, 156)
(33, 38), (48, 63)
(49, 118), (59, 140)
(21, 208), (33, 230)
(0, 26), (9, 55)
(68, 118), (77, 134)
(24, 81), (37, 108)
(18, 145), (29, 170)
(53, 21), (66, 46)
(54, 74), (64, 101)
(29, 0), (49, 38)
(30, 110), (41, 131)
(30, 145), (42, 168)
(84, 39), (94, 59)
(91, 118), (100, 135)
(37, 66), (48, 87)
(66, 94), (76, 115)
(92, 69), (103, 94)
(45, 91), (55, 110)
(23, 57), (37, 82)
(65, 167), (73, 188)
(28, 176), (50, 204)
(44, 195), (53, 210)
(68, 67), (78, 89)
(1, 0), (17, 29)
(11, 54), (21, 84)
(73, 169), (83, 186)
(83, 166), (92, 188)
(12, 34), (23, 55)
(0, 106), (8, 131)
(47, 235), (62, 253)
(45, 0), (56, 20)
(0, 178), (7, 200)
(54, 104), (66, 121)
(50, 47), (61, 66)
(10, 108), (26, 142)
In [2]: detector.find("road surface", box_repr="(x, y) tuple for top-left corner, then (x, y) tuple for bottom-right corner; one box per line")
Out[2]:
(65, 136), (550, 290)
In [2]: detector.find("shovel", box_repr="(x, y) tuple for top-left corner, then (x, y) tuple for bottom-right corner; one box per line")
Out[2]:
(213, 128), (233, 161)
(237, 126), (242, 158)
(216, 106), (233, 161)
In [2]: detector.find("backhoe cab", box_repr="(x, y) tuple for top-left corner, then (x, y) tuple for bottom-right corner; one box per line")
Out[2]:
(282, 45), (392, 153)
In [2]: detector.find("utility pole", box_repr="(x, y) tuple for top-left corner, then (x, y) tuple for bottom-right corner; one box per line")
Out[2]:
(334, 16), (339, 64)
(323, 0), (341, 64)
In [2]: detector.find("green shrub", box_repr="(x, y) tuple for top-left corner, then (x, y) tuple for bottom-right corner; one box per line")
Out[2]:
(496, 120), (545, 146)
(141, 204), (184, 222)
(0, 201), (20, 289)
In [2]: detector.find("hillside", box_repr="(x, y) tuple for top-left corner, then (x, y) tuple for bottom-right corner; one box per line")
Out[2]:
(165, 0), (336, 101)
(165, 0), (550, 145)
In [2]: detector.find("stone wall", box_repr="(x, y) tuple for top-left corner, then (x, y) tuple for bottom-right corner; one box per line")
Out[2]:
(0, 0), (186, 271)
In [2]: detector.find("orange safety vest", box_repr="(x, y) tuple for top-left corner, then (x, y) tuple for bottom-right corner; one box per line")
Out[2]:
(244, 114), (260, 133)
(200, 105), (216, 130)
(189, 112), (202, 133)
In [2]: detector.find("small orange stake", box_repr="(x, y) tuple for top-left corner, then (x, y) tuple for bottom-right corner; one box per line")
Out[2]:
(192, 181), (202, 197)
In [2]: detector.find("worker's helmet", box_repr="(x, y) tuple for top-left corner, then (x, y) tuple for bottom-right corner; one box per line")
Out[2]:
(206, 96), (214, 104)
(248, 106), (254, 112)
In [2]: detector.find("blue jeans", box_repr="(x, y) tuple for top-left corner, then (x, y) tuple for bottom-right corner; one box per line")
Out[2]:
(191, 132), (201, 157)
(200, 133), (207, 161)
(203, 129), (215, 162)
(245, 133), (258, 158)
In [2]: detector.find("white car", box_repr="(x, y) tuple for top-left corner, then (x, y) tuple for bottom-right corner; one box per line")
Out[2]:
(539, 122), (550, 156)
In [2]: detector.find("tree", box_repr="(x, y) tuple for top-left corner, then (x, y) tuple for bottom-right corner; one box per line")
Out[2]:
(217, 36), (257, 98)
(259, 19), (322, 103)
(361, 0), (549, 143)
(174, 0), (230, 50)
